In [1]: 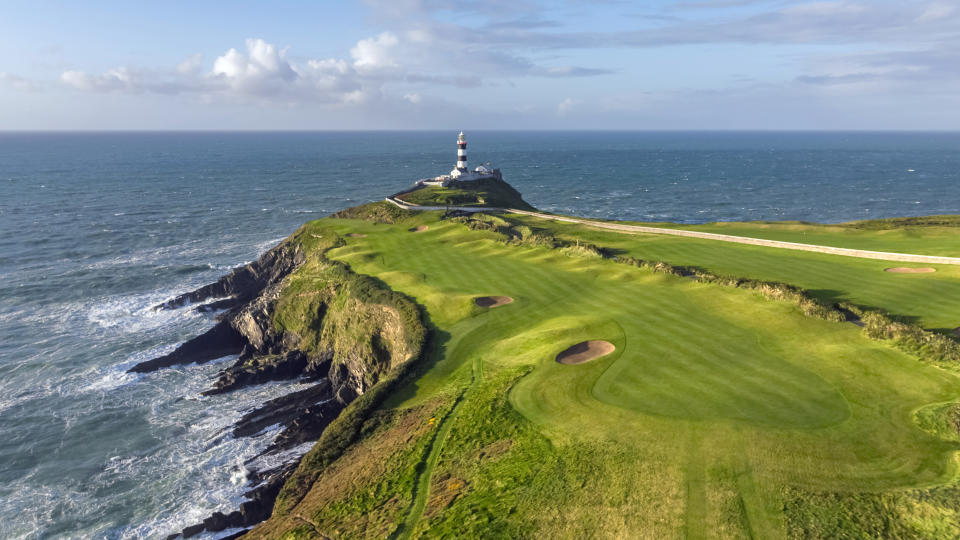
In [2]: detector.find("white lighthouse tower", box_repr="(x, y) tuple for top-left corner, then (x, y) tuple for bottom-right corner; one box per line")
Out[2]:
(450, 131), (468, 178)
(414, 131), (500, 186)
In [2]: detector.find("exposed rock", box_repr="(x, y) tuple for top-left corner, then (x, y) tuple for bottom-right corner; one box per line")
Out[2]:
(157, 242), (305, 310)
(202, 511), (230, 532)
(202, 350), (320, 396)
(265, 398), (345, 454)
(181, 523), (204, 537)
(232, 381), (333, 439)
(194, 297), (240, 314)
(131, 241), (307, 374)
(131, 273), (296, 375)
(167, 461), (299, 539)
(129, 321), (246, 373)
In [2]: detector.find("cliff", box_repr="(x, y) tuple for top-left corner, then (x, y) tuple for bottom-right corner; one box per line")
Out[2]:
(138, 221), (427, 538)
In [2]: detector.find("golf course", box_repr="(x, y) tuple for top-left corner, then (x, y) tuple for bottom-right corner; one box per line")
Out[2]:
(244, 185), (960, 539)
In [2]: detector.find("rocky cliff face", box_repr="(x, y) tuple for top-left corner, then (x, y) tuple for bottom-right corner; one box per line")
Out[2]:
(159, 241), (306, 311)
(129, 241), (306, 373)
(139, 227), (427, 539)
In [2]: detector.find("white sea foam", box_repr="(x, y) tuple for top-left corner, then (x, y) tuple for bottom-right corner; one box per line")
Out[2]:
(70, 370), (316, 538)
(248, 440), (317, 472)
(86, 290), (210, 334)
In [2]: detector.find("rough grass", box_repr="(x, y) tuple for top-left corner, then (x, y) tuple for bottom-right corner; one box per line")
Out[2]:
(247, 402), (449, 540)
(255, 210), (960, 539)
(273, 225), (425, 377)
(841, 214), (960, 230)
(330, 201), (412, 224)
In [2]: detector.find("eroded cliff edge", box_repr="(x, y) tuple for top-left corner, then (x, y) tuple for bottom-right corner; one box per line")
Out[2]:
(131, 211), (427, 538)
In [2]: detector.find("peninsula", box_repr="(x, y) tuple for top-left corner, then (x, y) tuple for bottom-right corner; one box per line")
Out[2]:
(147, 142), (960, 539)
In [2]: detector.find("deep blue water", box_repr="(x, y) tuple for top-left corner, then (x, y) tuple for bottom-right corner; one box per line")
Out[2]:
(1, 131), (959, 538)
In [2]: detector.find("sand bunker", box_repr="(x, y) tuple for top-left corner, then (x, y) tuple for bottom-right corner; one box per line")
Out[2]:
(345, 233), (367, 238)
(556, 340), (615, 365)
(474, 296), (513, 308)
(409, 225), (429, 232)
(885, 267), (936, 273)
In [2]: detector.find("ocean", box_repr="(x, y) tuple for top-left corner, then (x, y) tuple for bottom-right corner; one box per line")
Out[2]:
(1, 131), (958, 538)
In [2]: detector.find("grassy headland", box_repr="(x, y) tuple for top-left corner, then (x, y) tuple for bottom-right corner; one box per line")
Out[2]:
(243, 191), (960, 539)
(395, 177), (535, 210)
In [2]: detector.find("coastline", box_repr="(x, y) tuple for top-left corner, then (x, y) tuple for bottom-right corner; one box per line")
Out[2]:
(149, 192), (960, 538)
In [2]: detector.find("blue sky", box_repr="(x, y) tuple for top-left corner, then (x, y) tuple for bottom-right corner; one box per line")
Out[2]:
(1, 0), (958, 129)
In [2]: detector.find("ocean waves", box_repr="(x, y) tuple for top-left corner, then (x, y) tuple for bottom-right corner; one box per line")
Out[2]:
(2, 130), (959, 537)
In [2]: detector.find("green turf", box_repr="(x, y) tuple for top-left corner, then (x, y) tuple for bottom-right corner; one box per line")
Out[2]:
(396, 177), (535, 210)
(507, 214), (960, 331)
(255, 209), (960, 538)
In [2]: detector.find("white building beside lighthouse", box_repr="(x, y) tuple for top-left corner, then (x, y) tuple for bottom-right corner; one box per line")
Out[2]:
(419, 131), (501, 186)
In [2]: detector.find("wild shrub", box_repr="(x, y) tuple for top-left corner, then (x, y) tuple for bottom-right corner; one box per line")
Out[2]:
(843, 304), (960, 364)
(330, 201), (412, 223)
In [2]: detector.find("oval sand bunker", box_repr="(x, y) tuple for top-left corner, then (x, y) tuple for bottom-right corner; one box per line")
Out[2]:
(556, 340), (615, 365)
(885, 267), (936, 273)
(409, 225), (429, 232)
(474, 296), (513, 308)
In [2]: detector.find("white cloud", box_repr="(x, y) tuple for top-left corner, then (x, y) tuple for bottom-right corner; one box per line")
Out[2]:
(350, 32), (400, 72)
(916, 2), (955, 22)
(781, 2), (866, 17)
(62, 38), (361, 103)
(211, 38), (298, 94)
(61, 68), (138, 92)
(177, 53), (204, 75)
(0, 72), (38, 91)
(557, 97), (579, 115)
(58, 27), (608, 109)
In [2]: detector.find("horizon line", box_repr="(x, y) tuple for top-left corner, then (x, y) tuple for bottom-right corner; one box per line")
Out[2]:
(3, 128), (960, 134)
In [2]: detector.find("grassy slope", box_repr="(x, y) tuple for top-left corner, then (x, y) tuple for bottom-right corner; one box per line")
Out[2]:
(251, 208), (960, 539)
(272, 225), (424, 376)
(396, 178), (535, 210)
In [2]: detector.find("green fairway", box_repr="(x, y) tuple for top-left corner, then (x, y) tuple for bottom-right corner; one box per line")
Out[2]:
(507, 214), (960, 331)
(254, 208), (960, 539)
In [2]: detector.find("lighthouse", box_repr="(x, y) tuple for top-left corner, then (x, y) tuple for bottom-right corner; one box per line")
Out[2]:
(414, 131), (500, 186)
(452, 131), (468, 177)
